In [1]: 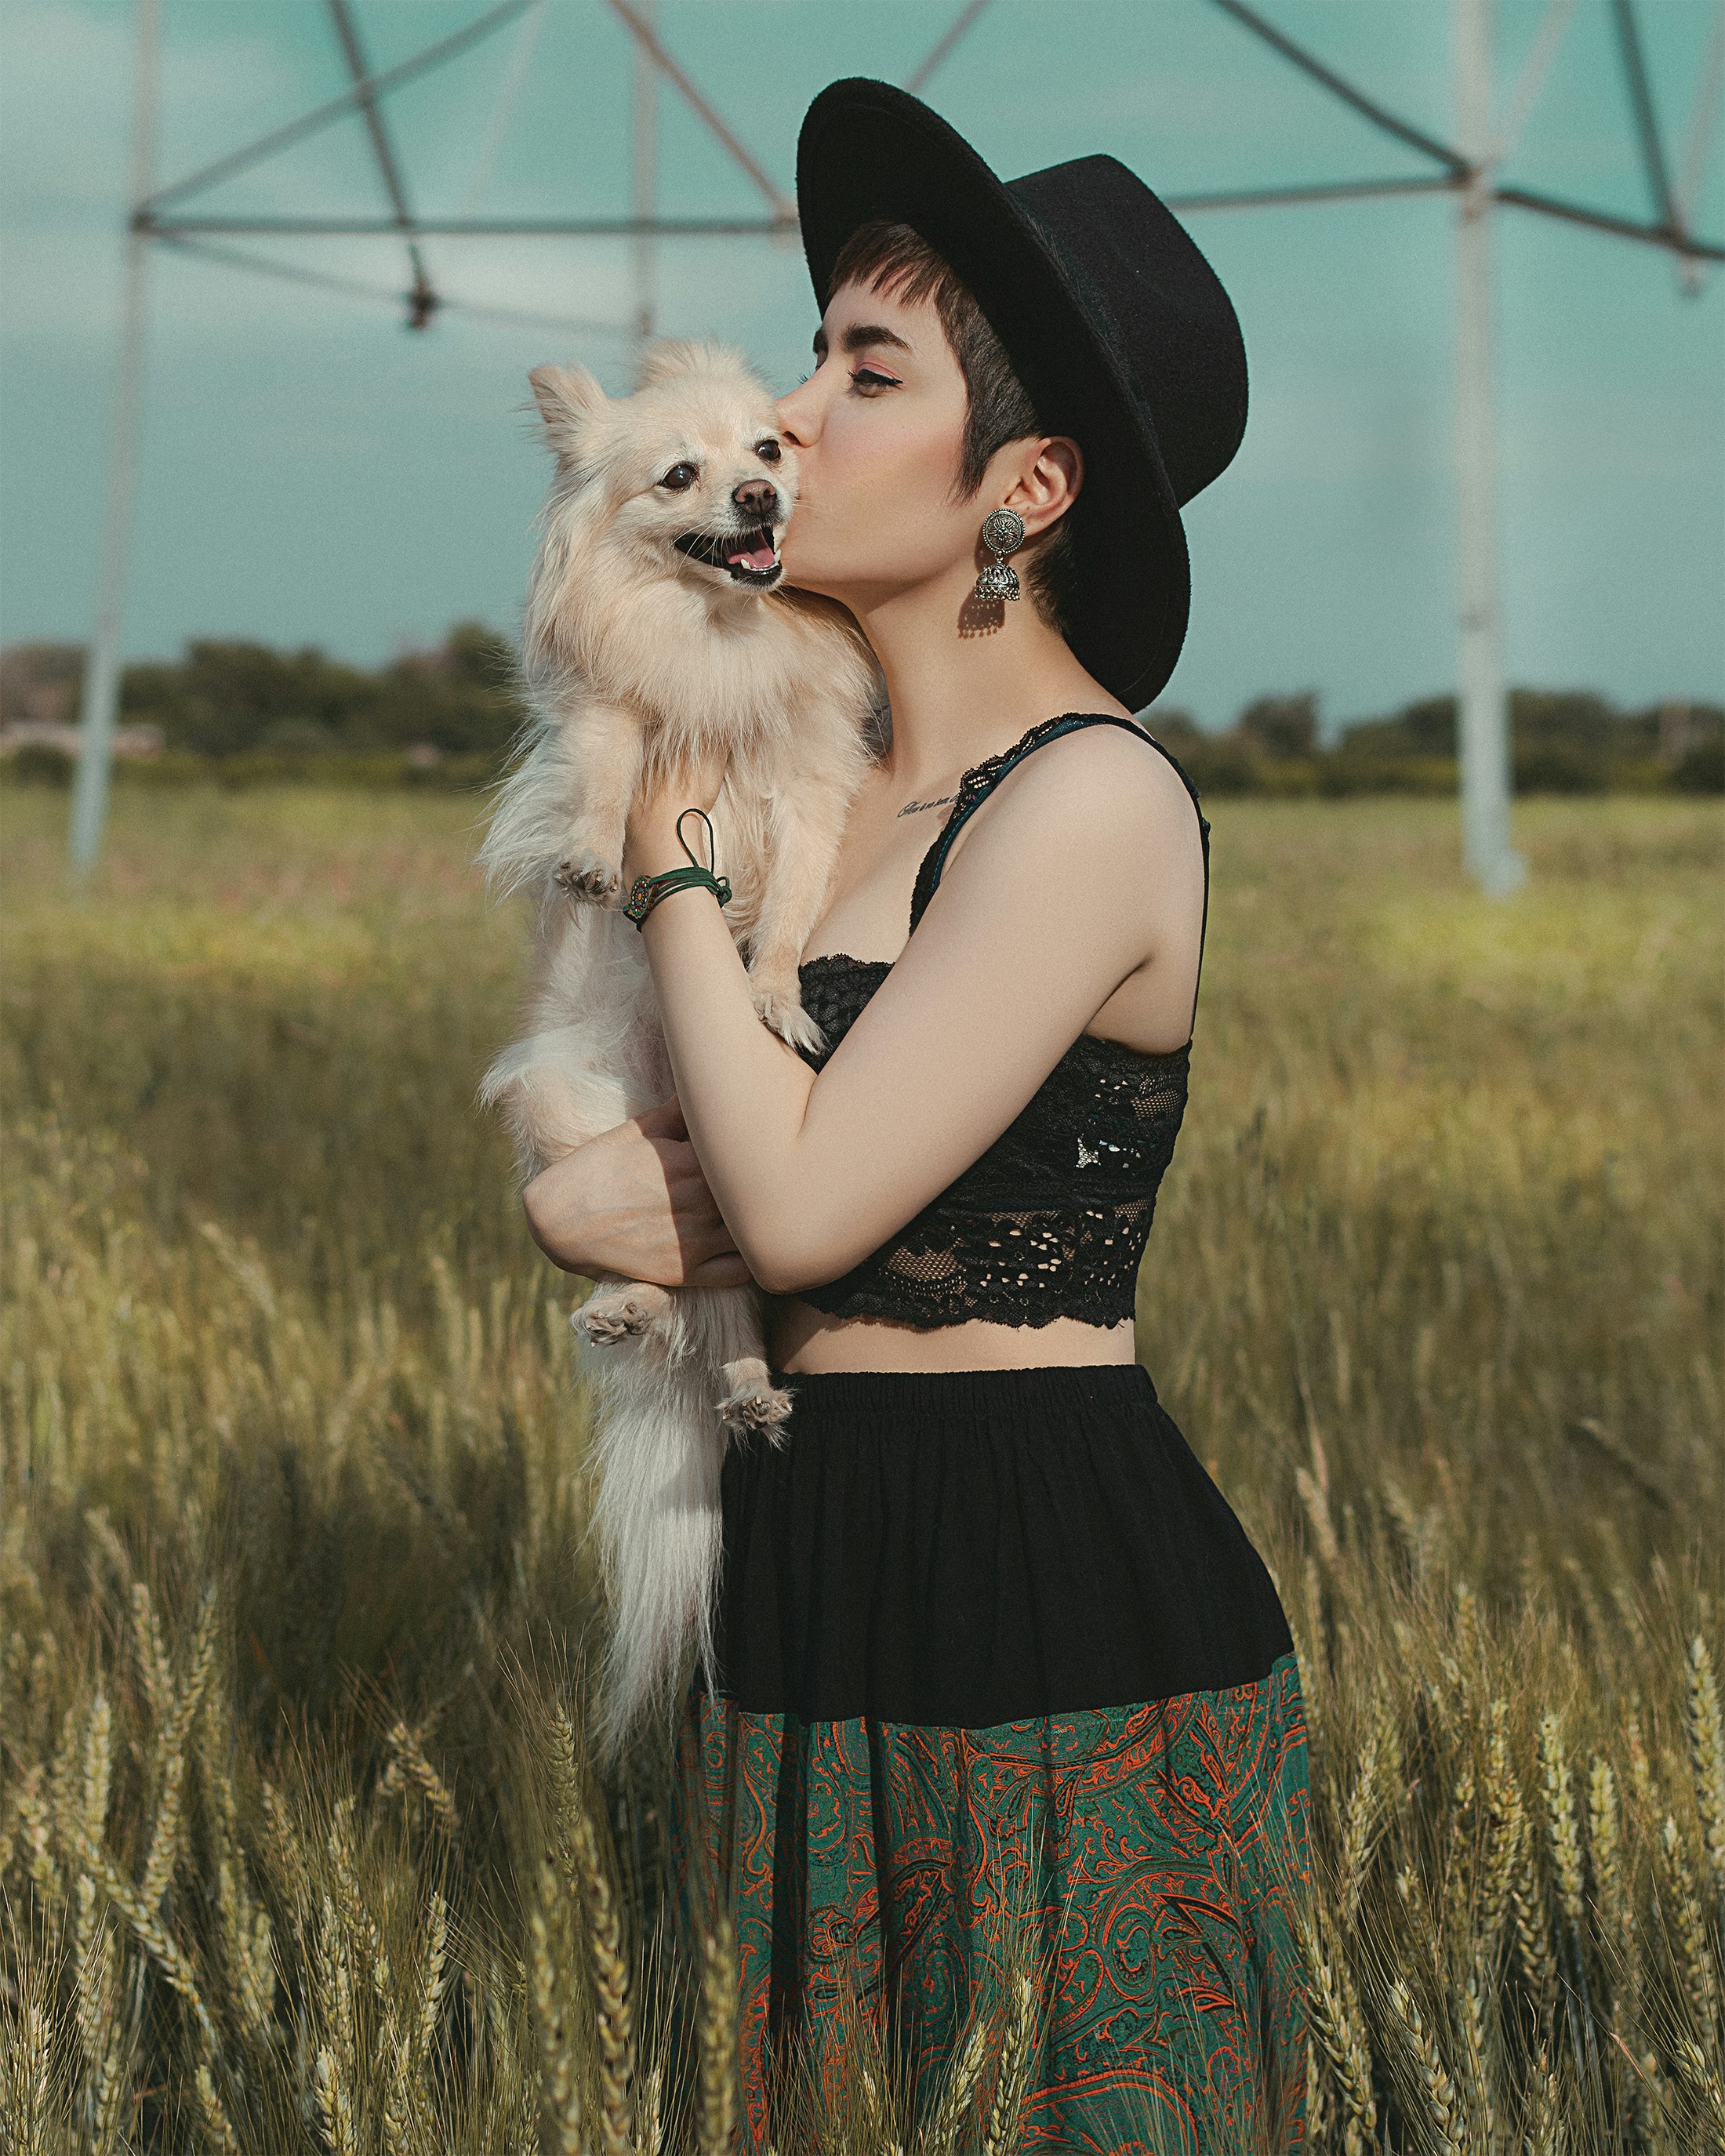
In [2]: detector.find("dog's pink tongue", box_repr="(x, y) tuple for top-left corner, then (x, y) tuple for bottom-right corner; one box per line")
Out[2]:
(726, 541), (778, 571)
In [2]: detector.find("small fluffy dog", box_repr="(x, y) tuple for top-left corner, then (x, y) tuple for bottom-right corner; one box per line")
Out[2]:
(478, 340), (878, 1757)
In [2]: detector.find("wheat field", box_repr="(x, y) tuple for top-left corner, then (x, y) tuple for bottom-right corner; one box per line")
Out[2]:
(1, 783), (1720, 2154)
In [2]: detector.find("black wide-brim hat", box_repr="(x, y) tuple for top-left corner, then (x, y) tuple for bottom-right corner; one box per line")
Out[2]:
(795, 78), (1248, 710)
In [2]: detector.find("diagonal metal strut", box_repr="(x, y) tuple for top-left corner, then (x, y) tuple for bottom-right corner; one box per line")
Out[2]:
(1203, 0), (1467, 176)
(142, 0), (539, 217)
(600, 0), (794, 220)
(1610, 0), (1680, 237)
(326, 0), (437, 325)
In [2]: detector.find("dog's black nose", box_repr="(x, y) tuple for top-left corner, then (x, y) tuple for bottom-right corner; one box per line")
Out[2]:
(732, 478), (779, 521)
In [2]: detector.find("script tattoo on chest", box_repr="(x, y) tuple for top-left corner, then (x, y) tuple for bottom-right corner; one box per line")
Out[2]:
(895, 793), (960, 818)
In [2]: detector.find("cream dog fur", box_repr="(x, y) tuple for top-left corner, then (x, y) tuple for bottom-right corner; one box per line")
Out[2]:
(478, 340), (878, 1757)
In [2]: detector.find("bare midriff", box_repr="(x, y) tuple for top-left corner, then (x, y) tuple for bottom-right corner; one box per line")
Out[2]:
(765, 1296), (1136, 1374)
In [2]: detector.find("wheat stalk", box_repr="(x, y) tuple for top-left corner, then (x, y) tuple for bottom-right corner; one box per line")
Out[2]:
(194, 2058), (242, 2156)
(79, 1828), (217, 2051)
(2, 1958), (54, 2156)
(1387, 1976), (1467, 2156)
(1661, 1813), (1722, 2033)
(696, 1915), (738, 2156)
(1290, 1896), (1375, 2155)
(380, 1716), (459, 1833)
(982, 1971), (1037, 2156)
(531, 1851), (587, 2154)
(1673, 2034), (1725, 2153)
(1480, 1697), (1522, 1951)
(129, 1579), (172, 1728)
(636, 2062), (663, 2156)
(314, 2046), (358, 2156)
(1687, 1634), (1725, 1909)
(570, 1799), (635, 2156)
(1538, 1711), (1586, 1934)
(920, 2017), (989, 2156)
(419, 1886), (448, 2065)
(82, 1686), (112, 1847)
(1455, 1965), (1497, 2156)
(74, 1871), (129, 2148)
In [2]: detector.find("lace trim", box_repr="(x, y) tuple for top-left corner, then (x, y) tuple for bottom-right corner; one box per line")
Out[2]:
(790, 955), (1187, 1330)
(783, 715), (1209, 1331)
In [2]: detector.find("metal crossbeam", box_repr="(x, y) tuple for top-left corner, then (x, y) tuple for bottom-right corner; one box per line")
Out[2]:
(67, 0), (1725, 891)
(145, 213), (790, 237)
(1495, 181), (1723, 260)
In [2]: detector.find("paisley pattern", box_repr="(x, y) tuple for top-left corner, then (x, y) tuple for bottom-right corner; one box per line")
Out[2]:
(670, 1650), (1312, 2153)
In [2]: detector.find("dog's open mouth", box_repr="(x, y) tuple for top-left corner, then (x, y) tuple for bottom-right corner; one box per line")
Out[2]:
(673, 526), (783, 587)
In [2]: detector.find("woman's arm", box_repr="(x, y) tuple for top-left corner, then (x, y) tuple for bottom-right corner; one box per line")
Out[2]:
(521, 1093), (753, 1288)
(623, 727), (1205, 1297)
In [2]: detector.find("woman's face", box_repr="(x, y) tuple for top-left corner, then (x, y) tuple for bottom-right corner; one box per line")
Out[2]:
(774, 278), (978, 608)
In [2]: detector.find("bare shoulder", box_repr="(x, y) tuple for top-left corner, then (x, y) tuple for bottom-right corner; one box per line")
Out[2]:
(974, 718), (1204, 866)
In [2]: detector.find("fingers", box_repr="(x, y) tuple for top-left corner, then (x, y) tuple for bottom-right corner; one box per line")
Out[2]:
(634, 1091), (688, 1139)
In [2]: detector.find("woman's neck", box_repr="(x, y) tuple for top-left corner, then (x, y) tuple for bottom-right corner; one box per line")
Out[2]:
(844, 565), (1130, 794)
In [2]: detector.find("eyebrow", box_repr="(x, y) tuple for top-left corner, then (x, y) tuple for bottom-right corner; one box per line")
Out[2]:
(811, 321), (913, 360)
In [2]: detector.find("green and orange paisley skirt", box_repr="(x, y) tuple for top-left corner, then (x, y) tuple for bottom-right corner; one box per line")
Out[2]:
(669, 1362), (1311, 2154)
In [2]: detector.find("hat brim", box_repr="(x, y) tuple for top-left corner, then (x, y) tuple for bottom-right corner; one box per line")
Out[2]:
(794, 79), (1189, 711)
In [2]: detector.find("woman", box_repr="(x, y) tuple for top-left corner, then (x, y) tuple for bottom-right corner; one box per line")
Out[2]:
(524, 78), (1309, 2154)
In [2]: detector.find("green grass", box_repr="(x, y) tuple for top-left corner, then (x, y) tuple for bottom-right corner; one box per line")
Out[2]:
(2, 784), (1721, 2152)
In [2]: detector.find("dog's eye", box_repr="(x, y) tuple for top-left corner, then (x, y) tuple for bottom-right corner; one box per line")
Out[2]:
(755, 439), (783, 465)
(659, 463), (699, 492)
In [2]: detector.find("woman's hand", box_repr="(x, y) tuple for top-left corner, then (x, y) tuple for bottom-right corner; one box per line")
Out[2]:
(622, 741), (730, 892)
(521, 1092), (753, 1289)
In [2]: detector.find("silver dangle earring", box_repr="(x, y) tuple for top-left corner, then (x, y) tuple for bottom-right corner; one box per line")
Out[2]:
(975, 508), (1026, 602)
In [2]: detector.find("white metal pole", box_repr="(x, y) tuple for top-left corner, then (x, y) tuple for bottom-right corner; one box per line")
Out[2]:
(1455, 0), (1525, 895)
(68, 0), (162, 884)
(630, 0), (658, 370)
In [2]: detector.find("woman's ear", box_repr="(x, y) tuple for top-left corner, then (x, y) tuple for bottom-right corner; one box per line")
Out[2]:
(1003, 434), (1083, 539)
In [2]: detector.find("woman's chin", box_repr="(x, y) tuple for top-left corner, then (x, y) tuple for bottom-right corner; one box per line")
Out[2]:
(779, 556), (837, 601)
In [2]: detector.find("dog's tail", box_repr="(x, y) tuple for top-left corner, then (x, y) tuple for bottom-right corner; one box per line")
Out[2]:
(580, 1297), (739, 1763)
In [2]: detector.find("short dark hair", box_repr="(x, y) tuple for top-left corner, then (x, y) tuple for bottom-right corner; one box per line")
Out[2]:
(826, 219), (1077, 632)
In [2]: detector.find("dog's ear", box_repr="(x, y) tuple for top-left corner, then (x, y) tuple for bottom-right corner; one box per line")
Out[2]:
(529, 365), (606, 454)
(635, 337), (731, 392)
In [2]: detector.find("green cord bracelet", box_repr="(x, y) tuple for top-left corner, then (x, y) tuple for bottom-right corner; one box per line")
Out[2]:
(622, 806), (733, 929)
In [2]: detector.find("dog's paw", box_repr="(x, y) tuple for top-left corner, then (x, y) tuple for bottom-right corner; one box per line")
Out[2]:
(750, 979), (828, 1057)
(573, 1281), (674, 1344)
(554, 848), (623, 904)
(715, 1357), (794, 1443)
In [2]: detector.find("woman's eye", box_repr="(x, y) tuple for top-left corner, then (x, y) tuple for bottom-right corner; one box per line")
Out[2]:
(659, 463), (699, 491)
(851, 368), (901, 393)
(755, 439), (783, 464)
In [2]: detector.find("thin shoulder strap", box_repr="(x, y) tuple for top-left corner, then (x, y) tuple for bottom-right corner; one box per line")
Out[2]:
(907, 711), (1213, 1029)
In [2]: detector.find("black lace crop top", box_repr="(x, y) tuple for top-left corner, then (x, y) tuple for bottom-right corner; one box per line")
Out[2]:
(787, 713), (1211, 1331)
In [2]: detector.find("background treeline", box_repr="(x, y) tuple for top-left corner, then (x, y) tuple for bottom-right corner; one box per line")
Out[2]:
(2, 630), (1721, 793)
(1153, 688), (1725, 797)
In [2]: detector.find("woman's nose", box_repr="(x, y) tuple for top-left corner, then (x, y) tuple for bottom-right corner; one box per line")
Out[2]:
(775, 377), (818, 446)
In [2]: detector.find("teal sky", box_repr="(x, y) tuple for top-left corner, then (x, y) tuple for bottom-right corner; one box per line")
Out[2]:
(2, 0), (1721, 731)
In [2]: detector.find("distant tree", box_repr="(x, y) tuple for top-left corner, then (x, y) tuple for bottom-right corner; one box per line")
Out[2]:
(103, 626), (530, 761)
(1141, 706), (1203, 751)
(369, 622), (526, 759)
(1237, 693), (1317, 759)
(1340, 695), (1458, 758)
(121, 640), (378, 756)
(0, 642), (84, 726)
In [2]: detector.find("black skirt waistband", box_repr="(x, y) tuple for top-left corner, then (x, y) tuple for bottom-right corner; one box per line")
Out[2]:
(715, 1359), (1294, 1729)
